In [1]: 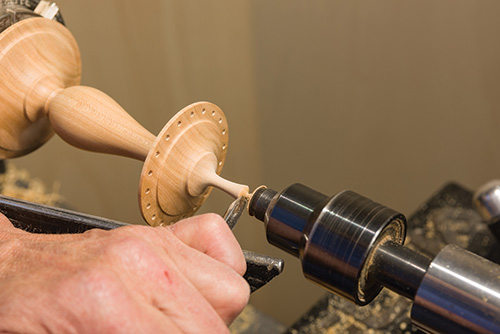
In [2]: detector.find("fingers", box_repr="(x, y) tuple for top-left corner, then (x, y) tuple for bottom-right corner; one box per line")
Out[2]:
(49, 261), (225, 334)
(166, 213), (246, 276)
(158, 232), (250, 324)
(147, 263), (231, 334)
(124, 303), (228, 334)
(92, 222), (248, 327)
(163, 214), (249, 323)
(114, 215), (249, 324)
(123, 305), (183, 334)
(0, 213), (243, 333)
(54, 233), (230, 334)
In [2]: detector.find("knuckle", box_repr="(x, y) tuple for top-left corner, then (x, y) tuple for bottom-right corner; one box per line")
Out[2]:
(83, 227), (109, 240)
(219, 275), (250, 320)
(222, 273), (250, 302)
(115, 225), (166, 246)
(85, 226), (162, 263)
(203, 213), (227, 230)
(230, 250), (247, 276)
(114, 224), (152, 237)
(192, 213), (227, 234)
(103, 234), (152, 262)
(184, 214), (246, 275)
(200, 214), (232, 242)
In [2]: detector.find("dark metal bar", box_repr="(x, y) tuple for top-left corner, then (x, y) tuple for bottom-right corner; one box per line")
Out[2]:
(0, 194), (283, 293)
(373, 241), (431, 300)
(0, 194), (126, 233)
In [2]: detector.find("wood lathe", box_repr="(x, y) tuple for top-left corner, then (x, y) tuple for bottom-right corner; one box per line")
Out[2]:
(0, 0), (283, 294)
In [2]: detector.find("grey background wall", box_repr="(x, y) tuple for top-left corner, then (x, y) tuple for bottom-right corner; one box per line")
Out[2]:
(13, 0), (500, 326)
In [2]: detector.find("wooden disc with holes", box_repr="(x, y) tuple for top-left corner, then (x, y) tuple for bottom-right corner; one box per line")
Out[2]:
(0, 18), (81, 158)
(139, 102), (229, 226)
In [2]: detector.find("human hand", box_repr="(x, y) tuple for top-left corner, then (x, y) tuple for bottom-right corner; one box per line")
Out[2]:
(0, 212), (249, 333)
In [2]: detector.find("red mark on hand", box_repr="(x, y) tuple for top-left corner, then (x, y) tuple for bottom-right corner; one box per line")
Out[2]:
(163, 270), (172, 284)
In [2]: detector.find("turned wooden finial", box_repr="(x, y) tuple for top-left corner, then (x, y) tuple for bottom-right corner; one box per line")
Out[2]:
(138, 102), (249, 225)
(0, 17), (248, 225)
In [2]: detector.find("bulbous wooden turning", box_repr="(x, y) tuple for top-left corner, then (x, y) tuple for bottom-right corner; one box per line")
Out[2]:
(0, 17), (249, 225)
(48, 86), (155, 161)
(0, 18), (81, 158)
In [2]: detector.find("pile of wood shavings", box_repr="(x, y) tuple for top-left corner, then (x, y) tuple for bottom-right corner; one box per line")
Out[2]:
(230, 304), (286, 334)
(0, 162), (62, 205)
(230, 305), (259, 333)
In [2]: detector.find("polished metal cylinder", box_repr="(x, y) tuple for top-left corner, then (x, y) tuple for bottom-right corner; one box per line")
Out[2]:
(262, 184), (328, 257)
(301, 190), (406, 304)
(474, 180), (500, 241)
(474, 180), (500, 222)
(411, 244), (500, 334)
(373, 240), (431, 300)
(251, 184), (407, 305)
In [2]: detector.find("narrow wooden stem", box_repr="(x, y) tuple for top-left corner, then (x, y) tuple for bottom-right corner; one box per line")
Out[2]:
(208, 173), (250, 199)
(187, 152), (249, 199)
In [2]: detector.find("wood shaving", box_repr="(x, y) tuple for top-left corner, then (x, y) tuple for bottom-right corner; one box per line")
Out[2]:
(0, 162), (62, 205)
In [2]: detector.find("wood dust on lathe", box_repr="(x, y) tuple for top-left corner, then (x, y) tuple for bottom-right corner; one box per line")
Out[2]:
(0, 162), (62, 205)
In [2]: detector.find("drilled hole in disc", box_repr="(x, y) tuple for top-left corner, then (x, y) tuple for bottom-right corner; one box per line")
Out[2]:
(139, 102), (228, 226)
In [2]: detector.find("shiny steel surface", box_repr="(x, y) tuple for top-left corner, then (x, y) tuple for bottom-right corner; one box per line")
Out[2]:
(473, 180), (500, 241)
(301, 190), (405, 305)
(251, 184), (406, 305)
(474, 179), (500, 222)
(250, 182), (500, 332)
(223, 196), (248, 229)
(374, 240), (431, 300)
(264, 184), (328, 257)
(248, 186), (277, 222)
(242, 250), (284, 293)
(411, 244), (500, 334)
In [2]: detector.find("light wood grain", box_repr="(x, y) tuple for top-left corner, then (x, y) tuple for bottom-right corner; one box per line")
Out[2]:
(0, 18), (247, 225)
(187, 152), (249, 199)
(0, 17), (81, 158)
(139, 102), (246, 226)
(49, 86), (155, 161)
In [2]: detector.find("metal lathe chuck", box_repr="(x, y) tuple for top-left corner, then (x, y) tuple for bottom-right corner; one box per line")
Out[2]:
(249, 183), (500, 334)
